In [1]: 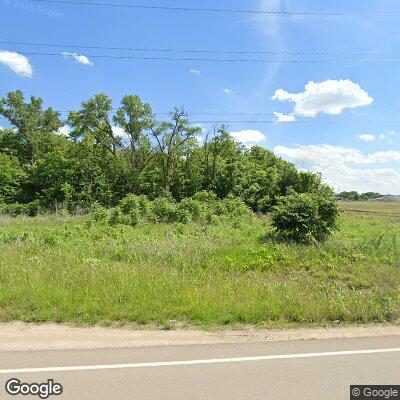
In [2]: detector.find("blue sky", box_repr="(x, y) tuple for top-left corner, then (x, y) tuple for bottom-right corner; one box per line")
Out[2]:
(1, 0), (400, 193)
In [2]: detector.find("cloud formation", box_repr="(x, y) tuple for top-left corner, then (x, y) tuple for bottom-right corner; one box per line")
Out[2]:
(358, 134), (376, 142)
(61, 52), (93, 66)
(0, 51), (33, 77)
(112, 126), (127, 139)
(231, 129), (266, 144)
(272, 79), (373, 117)
(190, 69), (200, 75)
(380, 131), (396, 144)
(222, 88), (233, 94)
(274, 144), (400, 194)
(57, 126), (70, 136)
(274, 112), (295, 123)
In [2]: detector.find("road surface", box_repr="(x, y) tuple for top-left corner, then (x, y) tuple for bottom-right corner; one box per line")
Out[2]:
(1, 335), (399, 399)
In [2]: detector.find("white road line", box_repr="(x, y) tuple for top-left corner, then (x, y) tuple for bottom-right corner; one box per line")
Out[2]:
(1, 348), (399, 374)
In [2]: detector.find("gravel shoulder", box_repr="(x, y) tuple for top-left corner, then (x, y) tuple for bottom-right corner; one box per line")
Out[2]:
(1, 323), (400, 352)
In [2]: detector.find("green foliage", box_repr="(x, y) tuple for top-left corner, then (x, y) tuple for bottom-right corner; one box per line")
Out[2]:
(91, 204), (109, 222)
(0, 200), (41, 216)
(147, 196), (175, 223)
(0, 90), (340, 216)
(103, 193), (252, 227)
(0, 153), (25, 203)
(0, 204), (398, 326)
(338, 191), (383, 201)
(220, 196), (252, 216)
(0, 90), (62, 164)
(271, 190), (340, 243)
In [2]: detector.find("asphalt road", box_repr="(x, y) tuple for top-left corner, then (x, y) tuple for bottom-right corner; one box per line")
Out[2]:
(1, 336), (399, 399)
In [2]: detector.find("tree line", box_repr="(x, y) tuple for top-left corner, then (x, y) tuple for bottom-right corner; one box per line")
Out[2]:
(0, 90), (334, 214)
(337, 191), (383, 201)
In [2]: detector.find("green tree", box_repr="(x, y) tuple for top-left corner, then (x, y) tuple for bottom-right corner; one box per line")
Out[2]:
(0, 90), (62, 164)
(68, 93), (121, 156)
(113, 95), (154, 191)
(150, 109), (201, 192)
(0, 153), (25, 203)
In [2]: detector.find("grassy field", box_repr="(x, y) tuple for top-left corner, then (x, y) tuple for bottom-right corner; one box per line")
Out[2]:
(340, 200), (400, 216)
(0, 202), (399, 328)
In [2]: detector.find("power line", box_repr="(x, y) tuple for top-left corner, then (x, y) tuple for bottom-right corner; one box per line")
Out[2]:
(34, 110), (400, 124)
(191, 119), (400, 124)
(2, 41), (400, 55)
(22, 0), (400, 17)
(11, 51), (400, 63)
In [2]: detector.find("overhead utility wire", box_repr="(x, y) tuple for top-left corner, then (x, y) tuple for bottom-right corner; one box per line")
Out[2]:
(32, 110), (400, 123)
(2, 41), (400, 55)
(23, 1), (400, 17)
(13, 51), (400, 63)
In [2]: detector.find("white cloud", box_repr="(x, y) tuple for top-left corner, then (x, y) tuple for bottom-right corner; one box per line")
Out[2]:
(57, 126), (69, 136)
(274, 144), (400, 194)
(272, 79), (373, 117)
(190, 69), (200, 75)
(61, 52), (93, 66)
(358, 134), (376, 142)
(112, 126), (128, 138)
(380, 131), (397, 144)
(274, 112), (296, 123)
(274, 144), (400, 165)
(195, 124), (207, 133)
(196, 135), (204, 143)
(0, 51), (33, 77)
(223, 88), (233, 95)
(231, 129), (266, 144)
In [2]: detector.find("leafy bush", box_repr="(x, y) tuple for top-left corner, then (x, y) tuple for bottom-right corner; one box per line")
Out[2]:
(108, 207), (125, 225)
(0, 200), (40, 217)
(174, 207), (192, 224)
(119, 194), (141, 215)
(105, 193), (252, 227)
(91, 204), (108, 221)
(176, 198), (205, 221)
(215, 196), (252, 217)
(191, 191), (217, 204)
(149, 197), (176, 223)
(271, 191), (340, 243)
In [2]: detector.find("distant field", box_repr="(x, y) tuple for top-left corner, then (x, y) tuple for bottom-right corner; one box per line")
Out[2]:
(340, 200), (400, 216)
(0, 202), (399, 328)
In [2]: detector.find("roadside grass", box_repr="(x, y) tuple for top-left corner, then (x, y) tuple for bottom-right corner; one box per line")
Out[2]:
(0, 202), (399, 328)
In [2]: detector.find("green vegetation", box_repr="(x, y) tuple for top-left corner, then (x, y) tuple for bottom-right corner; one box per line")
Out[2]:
(337, 191), (384, 201)
(0, 202), (398, 328)
(0, 90), (397, 328)
(271, 190), (340, 243)
(0, 90), (334, 216)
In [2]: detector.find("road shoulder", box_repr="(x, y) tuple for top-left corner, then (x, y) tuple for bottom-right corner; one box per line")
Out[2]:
(1, 323), (400, 352)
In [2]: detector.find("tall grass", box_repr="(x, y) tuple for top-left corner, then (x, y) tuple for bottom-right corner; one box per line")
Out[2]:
(0, 203), (399, 328)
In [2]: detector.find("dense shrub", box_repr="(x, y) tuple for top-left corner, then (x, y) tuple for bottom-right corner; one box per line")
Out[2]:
(215, 196), (252, 217)
(100, 193), (252, 227)
(271, 191), (340, 243)
(191, 191), (217, 204)
(149, 197), (177, 223)
(176, 198), (205, 221)
(91, 204), (108, 221)
(0, 200), (41, 216)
